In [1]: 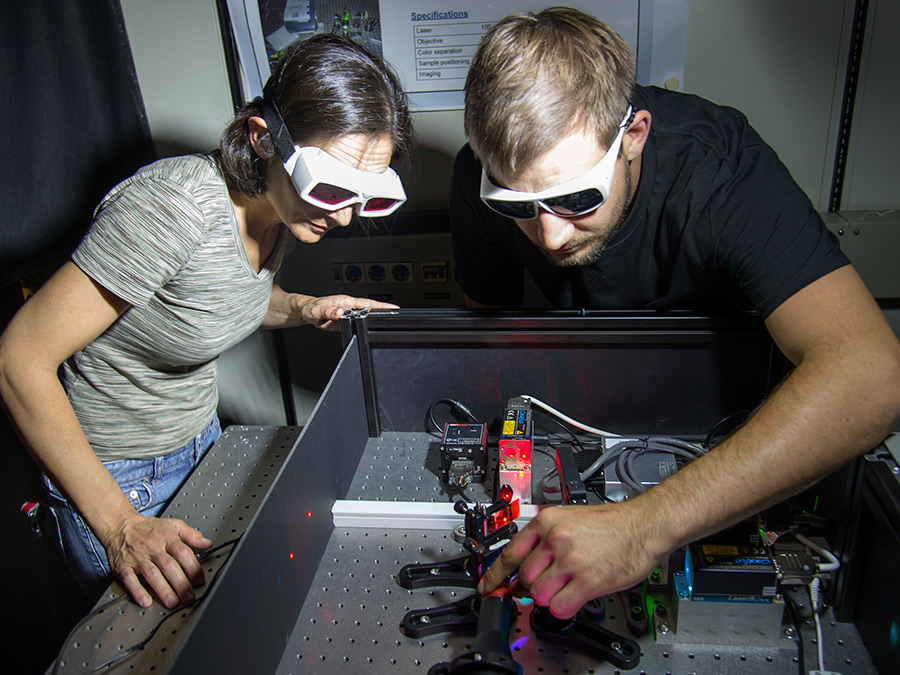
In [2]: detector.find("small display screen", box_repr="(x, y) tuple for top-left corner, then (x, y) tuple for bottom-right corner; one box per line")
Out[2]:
(443, 423), (485, 443)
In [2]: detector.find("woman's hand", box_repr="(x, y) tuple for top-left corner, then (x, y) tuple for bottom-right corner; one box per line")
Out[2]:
(263, 284), (399, 330)
(298, 294), (399, 330)
(102, 512), (214, 608)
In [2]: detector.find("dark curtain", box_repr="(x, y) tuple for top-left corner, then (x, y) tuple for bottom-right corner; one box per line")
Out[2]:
(0, 0), (154, 287)
(0, 2), (154, 672)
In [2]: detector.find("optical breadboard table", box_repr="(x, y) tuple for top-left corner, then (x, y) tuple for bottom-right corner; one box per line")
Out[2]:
(47, 425), (300, 675)
(50, 427), (877, 675)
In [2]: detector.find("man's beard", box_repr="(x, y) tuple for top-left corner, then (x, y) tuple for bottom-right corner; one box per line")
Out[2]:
(540, 159), (634, 268)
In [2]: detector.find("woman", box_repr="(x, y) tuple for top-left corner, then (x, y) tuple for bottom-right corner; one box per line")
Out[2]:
(0, 35), (412, 610)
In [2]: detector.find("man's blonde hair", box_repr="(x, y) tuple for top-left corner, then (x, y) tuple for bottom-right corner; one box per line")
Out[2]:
(464, 7), (635, 182)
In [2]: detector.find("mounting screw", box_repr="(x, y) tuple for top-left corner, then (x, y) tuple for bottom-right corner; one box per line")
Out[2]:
(657, 622), (669, 635)
(784, 626), (796, 638)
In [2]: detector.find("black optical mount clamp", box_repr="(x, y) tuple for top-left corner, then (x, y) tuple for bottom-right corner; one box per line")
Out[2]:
(398, 496), (642, 672)
(399, 497), (518, 594)
(530, 604), (641, 671)
(400, 497), (517, 639)
(426, 584), (521, 675)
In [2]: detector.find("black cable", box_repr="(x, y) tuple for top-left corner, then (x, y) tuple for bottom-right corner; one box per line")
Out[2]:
(52, 537), (241, 675)
(591, 487), (614, 503)
(458, 479), (477, 504)
(427, 398), (479, 433)
(532, 410), (586, 453)
(532, 411), (596, 500)
(703, 410), (751, 449)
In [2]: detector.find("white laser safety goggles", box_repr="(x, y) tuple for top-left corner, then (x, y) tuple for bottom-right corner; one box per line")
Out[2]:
(480, 106), (633, 220)
(283, 145), (406, 217)
(260, 98), (406, 217)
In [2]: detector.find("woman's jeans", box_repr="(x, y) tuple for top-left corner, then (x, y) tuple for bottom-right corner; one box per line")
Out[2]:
(42, 415), (221, 597)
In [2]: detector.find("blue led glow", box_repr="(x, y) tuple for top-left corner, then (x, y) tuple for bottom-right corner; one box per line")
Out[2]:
(683, 549), (694, 597)
(510, 636), (530, 650)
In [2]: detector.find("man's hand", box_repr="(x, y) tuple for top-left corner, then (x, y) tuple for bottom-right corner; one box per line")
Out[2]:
(478, 502), (663, 619)
(482, 268), (900, 624)
(103, 513), (214, 609)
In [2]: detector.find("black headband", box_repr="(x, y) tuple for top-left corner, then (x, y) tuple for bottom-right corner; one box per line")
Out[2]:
(259, 97), (295, 162)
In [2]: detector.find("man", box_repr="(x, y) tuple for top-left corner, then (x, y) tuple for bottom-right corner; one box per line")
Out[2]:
(451, 8), (900, 619)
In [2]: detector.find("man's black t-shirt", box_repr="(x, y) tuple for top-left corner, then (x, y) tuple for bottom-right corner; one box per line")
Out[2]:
(450, 85), (848, 318)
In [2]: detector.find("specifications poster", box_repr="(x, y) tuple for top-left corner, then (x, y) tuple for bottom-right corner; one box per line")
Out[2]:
(258, 1), (638, 110)
(380, 1), (637, 109)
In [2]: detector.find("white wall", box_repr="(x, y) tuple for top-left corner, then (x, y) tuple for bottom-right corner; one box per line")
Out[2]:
(841, 0), (900, 211)
(683, 0), (849, 212)
(119, 0), (234, 157)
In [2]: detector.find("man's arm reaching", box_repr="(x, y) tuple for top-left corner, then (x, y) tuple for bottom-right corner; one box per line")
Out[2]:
(479, 265), (900, 618)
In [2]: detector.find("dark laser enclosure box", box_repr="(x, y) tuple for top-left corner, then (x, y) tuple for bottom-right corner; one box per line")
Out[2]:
(440, 422), (488, 483)
(688, 543), (779, 599)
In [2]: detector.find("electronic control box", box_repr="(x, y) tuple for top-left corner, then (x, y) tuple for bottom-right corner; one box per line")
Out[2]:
(498, 397), (533, 503)
(687, 542), (779, 599)
(499, 396), (533, 469)
(440, 422), (488, 485)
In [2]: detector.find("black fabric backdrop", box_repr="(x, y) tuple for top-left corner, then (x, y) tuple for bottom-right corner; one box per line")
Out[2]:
(0, 0), (154, 287)
(0, 2), (155, 672)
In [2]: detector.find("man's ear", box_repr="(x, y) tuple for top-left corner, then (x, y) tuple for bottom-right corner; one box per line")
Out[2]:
(248, 116), (276, 159)
(622, 109), (651, 161)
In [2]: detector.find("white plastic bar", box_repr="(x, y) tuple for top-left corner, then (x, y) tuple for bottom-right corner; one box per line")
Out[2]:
(332, 500), (544, 530)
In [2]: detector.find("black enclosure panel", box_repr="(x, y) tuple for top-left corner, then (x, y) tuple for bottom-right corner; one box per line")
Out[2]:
(833, 455), (900, 672)
(168, 338), (370, 675)
(343, 310), (785, 437)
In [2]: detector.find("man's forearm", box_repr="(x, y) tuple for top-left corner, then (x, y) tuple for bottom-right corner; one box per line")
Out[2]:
(633, 343), (900, 560)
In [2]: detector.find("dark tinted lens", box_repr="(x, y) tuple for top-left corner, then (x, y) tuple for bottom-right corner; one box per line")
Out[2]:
(308, 182), (357, 205)
(361, 197), (401, 214)
(485, 199), (537, 219)
(543, 188), (604, 215)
